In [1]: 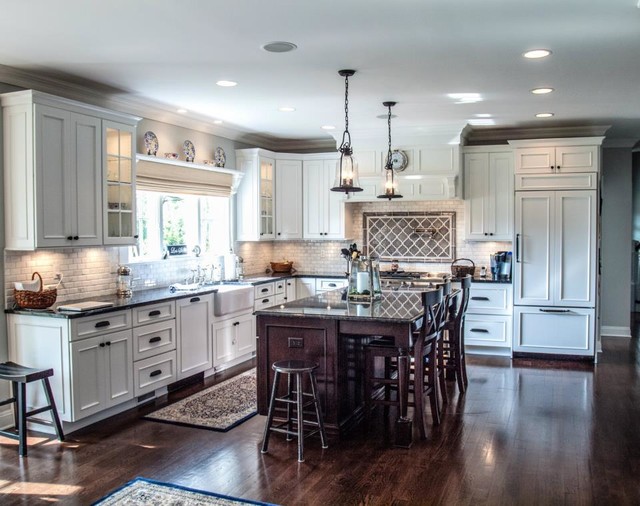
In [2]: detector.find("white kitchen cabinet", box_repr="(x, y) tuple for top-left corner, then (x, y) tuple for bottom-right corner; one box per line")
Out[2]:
(464, 148), (514, 241)
(176, 293), (213, 379)
(213, 309), (256, 367)
(297, 277), (316, 299)
(514, 190), (597, 307)
(236, 148), (275, 241)
(316, 277), (348, 292)
(302, 158), (353, 240)
(275, 159), (303, 239)
(510, 138), (602, 175)
(1, 90), (139, 250)
(70, 328), (134, 419)
(284, 278), (297, 303)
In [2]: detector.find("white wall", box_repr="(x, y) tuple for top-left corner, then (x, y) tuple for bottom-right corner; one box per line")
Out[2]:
(601, 148), (633, 337)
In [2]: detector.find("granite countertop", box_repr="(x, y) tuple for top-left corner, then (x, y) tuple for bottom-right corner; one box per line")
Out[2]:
(255, 289), (426, 324)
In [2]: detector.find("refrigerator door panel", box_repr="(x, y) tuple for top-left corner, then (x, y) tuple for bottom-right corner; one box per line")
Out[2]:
(513, 306), (595, 356)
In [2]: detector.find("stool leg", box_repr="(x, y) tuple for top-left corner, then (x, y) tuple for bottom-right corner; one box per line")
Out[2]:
(17, 382), (27, 457)
(309, 371), (328, 449)
(296, 373), (304, 462)
(286, 373), (294, 441)
(261, 370), (280, 454)
(11, 381), (19, 429)
(42, 378), (65, 441)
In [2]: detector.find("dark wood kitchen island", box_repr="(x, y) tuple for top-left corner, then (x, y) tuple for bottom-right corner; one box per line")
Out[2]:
(255, 289), (426, 447)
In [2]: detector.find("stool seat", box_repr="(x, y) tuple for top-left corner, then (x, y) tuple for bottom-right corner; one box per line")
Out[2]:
(272, 360), (318, 374)
(0, 361), (64, 457)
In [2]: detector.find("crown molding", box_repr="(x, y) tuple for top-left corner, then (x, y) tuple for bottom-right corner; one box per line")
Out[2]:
(464, 124), (611, 145)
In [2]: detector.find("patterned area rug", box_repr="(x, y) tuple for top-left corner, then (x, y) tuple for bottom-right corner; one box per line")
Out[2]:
(144, 369), (257, 431)
(93, 477), (278, 505)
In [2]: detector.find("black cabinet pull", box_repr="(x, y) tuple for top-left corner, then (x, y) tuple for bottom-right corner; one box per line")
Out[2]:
(516, 233), (521, 262)
(148, 310), (161, 317)
(261, 287), (269, 293)
(233, 321), (240, 326)
(149, 369), (162, 377)
(73, 236), (79, 240)
(470, 328), (489, 333)
(105, 341), (111, 346)
(134, 234), (139, 239)
(149, 336), (162, 343)
(539, 308), (571, 313)
(95, 321), (110, 328)
(328, 283), (337, 287)
(190, 297), (200, 303)
(471, 296), (490, 301)
(262, 298), (269, 303)
(67, 235), (73, 240)
(99, 342), (105, 348)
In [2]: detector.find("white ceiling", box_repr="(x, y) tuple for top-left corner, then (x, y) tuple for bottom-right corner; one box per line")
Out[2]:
(1, 0), (639, 148)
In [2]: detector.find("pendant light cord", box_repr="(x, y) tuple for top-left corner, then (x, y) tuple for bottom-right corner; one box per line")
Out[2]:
(386, 103), (392, 169)
(340, 73), (351, 151)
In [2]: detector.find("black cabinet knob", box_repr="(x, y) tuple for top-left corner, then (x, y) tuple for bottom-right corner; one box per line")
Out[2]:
(99, 342), (105, 348)
(67, 236), (73, 240)
(73, 236), (79, 240)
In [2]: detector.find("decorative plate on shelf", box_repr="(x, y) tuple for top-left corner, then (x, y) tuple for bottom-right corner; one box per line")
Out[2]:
(390, 149), (408, 171)
(214, 147), (226, 167)
(183, 140), (195, 162)
(144, 131), (159, 156)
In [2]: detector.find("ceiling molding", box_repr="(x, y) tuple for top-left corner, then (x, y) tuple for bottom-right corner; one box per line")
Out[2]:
(464, 125), (612, 145)
(0, 64), (331, 152)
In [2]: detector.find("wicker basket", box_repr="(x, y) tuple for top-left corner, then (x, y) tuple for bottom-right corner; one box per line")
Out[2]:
(14, 272), (57, 309)
(270, 261), (294, 273)
(450, 258), (476, 278)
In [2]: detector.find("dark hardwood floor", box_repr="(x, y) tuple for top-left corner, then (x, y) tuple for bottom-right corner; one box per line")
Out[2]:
(3, 332), (640, 505)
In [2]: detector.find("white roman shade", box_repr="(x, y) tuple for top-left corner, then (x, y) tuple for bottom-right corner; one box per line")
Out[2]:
(136, 155), (242, 197)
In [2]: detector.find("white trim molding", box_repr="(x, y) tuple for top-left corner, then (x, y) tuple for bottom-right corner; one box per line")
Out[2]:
(600, 326), (632, 338)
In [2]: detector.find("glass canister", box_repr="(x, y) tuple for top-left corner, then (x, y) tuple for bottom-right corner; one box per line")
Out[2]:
(347, 255), (382, 302)
(116, 265), (133, 298)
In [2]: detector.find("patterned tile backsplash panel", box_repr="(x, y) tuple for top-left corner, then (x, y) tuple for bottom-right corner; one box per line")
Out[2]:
(363, 211), (456, 262)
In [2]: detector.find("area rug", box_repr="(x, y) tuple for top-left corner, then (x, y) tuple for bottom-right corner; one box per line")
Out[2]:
(144, 368), (257, 431)
(93, 477), (278, 505)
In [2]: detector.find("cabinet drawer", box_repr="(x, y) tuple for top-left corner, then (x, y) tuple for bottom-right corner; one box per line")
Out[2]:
(132, 320), (177, 361)
(274, 280), (286, 294)
(316, 278), (347, 292)
(71, 310), (132, 341)
(133, 301), (176, 326)
(134, 350), (177, 396)
(255, 295), (277, 311)
(255, 283), (274, 298)
(464, 315), (511, 347)
(467, 286), (512, 314)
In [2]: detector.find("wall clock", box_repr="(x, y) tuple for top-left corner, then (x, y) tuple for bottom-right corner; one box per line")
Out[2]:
(390, 150), (408, 171)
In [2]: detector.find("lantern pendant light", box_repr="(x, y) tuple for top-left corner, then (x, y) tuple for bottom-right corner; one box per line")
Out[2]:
(377, 101), (403, 200)
(331, 69), (363, 194)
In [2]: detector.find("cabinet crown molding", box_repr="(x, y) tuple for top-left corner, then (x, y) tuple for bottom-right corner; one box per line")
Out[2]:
(508, 136), (605, 148)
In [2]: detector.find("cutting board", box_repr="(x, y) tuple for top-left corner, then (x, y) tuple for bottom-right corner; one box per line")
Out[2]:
(57, 301), (115, 312)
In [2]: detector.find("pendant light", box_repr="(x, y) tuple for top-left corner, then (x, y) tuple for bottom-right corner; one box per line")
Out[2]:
(331, 69), (363, 194)
(377, 101), (403, 200)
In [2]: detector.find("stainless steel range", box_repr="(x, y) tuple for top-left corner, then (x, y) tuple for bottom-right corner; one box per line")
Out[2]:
(379, 271), (451, 290)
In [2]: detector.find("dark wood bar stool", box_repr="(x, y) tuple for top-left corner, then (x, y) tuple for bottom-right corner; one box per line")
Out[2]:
(0, 362), (65, 457)
(261, 360), (328, 462)
(441, 275), (471, 393)
(363, 287), (444, 440)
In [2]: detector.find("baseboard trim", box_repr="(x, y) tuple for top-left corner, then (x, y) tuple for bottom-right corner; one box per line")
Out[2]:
(601, 326), (632, 338)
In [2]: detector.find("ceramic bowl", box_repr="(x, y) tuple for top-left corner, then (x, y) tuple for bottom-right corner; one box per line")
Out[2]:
(164, 152), (179, 160)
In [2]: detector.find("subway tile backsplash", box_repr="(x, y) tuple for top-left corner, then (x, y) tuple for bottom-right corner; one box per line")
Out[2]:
(4, 199), (510, 307)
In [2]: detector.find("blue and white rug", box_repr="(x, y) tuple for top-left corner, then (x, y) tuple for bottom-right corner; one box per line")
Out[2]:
(93, 477), (278, 505)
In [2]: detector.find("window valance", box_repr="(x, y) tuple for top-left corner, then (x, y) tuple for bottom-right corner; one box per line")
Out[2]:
(135, 155), (243, 197)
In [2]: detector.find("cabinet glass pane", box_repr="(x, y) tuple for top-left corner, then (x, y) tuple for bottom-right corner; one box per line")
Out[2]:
(119, 130), (132, 158)
(120, 159), (132, 183)
(108, 213), (120, 237)
(108, 184), (120, 209)
(121, 213), (132, 237)
(120, 185), (132, 210)
(107, 156), (119, 182)
(106, 128), (119, 156)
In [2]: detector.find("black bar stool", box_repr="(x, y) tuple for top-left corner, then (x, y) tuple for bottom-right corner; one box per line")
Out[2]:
(261, 360), (328, 462)
(0, 362), (65, 457)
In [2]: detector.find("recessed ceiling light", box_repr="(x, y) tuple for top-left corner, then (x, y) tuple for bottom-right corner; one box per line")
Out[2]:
(535, 112), (554, 118)
(523, 49), (552, 59)
(216, 80), (237, 87)
(261, 41), (298, 53)
(278, 106), (296, 112)
(321, 125), (335, 130)
(531, 87), (554, 94)
(213, 120), (223, 125)
(448, 92), (483, 104)
(475, 113), (492, 118)
(468, 118), (496, 126)
(177, 108), (188, 114)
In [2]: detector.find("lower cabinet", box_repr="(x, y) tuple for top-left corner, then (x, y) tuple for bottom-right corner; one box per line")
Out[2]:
(176, 294), (213, 380)
(296, 277), (316, 299)
(213, 310), (256, 367)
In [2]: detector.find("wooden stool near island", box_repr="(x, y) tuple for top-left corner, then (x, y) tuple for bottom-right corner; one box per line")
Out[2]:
(261, 359), (328, 463)
(363, 287), (445, 442)
(440, 275), (471, 394)
(0, 362), (65, 457)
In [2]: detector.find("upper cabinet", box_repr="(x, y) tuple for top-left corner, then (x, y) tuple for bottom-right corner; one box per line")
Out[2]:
(275, 158), (303, 240)
(510, 138), (602, 175)
(1, 90), (140, 250)
(463, 146), (514, 241)
(236, 149), (276, 241)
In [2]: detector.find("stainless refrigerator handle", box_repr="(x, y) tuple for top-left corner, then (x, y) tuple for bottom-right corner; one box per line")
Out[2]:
(516, 234), (521, 262)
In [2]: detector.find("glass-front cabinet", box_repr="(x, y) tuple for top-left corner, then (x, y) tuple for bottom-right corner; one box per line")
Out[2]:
(104, 121), (137, 245)
(260, 157), (274, 238)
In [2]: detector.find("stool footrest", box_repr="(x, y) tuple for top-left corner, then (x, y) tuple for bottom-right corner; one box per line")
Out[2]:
(0, 428), (20, 441)
(26, 405), (55, 418)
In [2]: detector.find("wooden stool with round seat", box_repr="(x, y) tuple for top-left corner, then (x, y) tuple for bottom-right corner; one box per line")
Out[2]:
(261, 359), (328, 462)
(0, 361), (65, 457)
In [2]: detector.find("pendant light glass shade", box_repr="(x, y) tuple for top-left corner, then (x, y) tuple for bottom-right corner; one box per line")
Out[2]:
(377, 101), (403, 200)
(331, 69), (362, 194)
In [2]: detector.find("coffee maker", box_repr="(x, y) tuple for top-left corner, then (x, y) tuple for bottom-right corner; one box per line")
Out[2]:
(490, 251), (512, 280)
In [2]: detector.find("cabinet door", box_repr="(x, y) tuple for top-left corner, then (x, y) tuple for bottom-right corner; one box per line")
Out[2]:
(303, 160), (326, 238)
(555, 146), (598, 173)
(213, 319), (236, 366)
(324, 159), (347, 239)
(235, 313), (256, 356)
(103, 121), (137, 245)
(70, 334), (107, 419)
(514, 192), (554, 305)
(515, 147), (555, 174)
(104, 329), (134, 408)
(275, 159), (303, 239)
(464, 153), (490, 239)
(297, 278), (316, 299)
(176, 294), (213, 379)
(488, 151), (514, 241)
(554, 191), (596, 306)
(259, 156), (275, 239)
